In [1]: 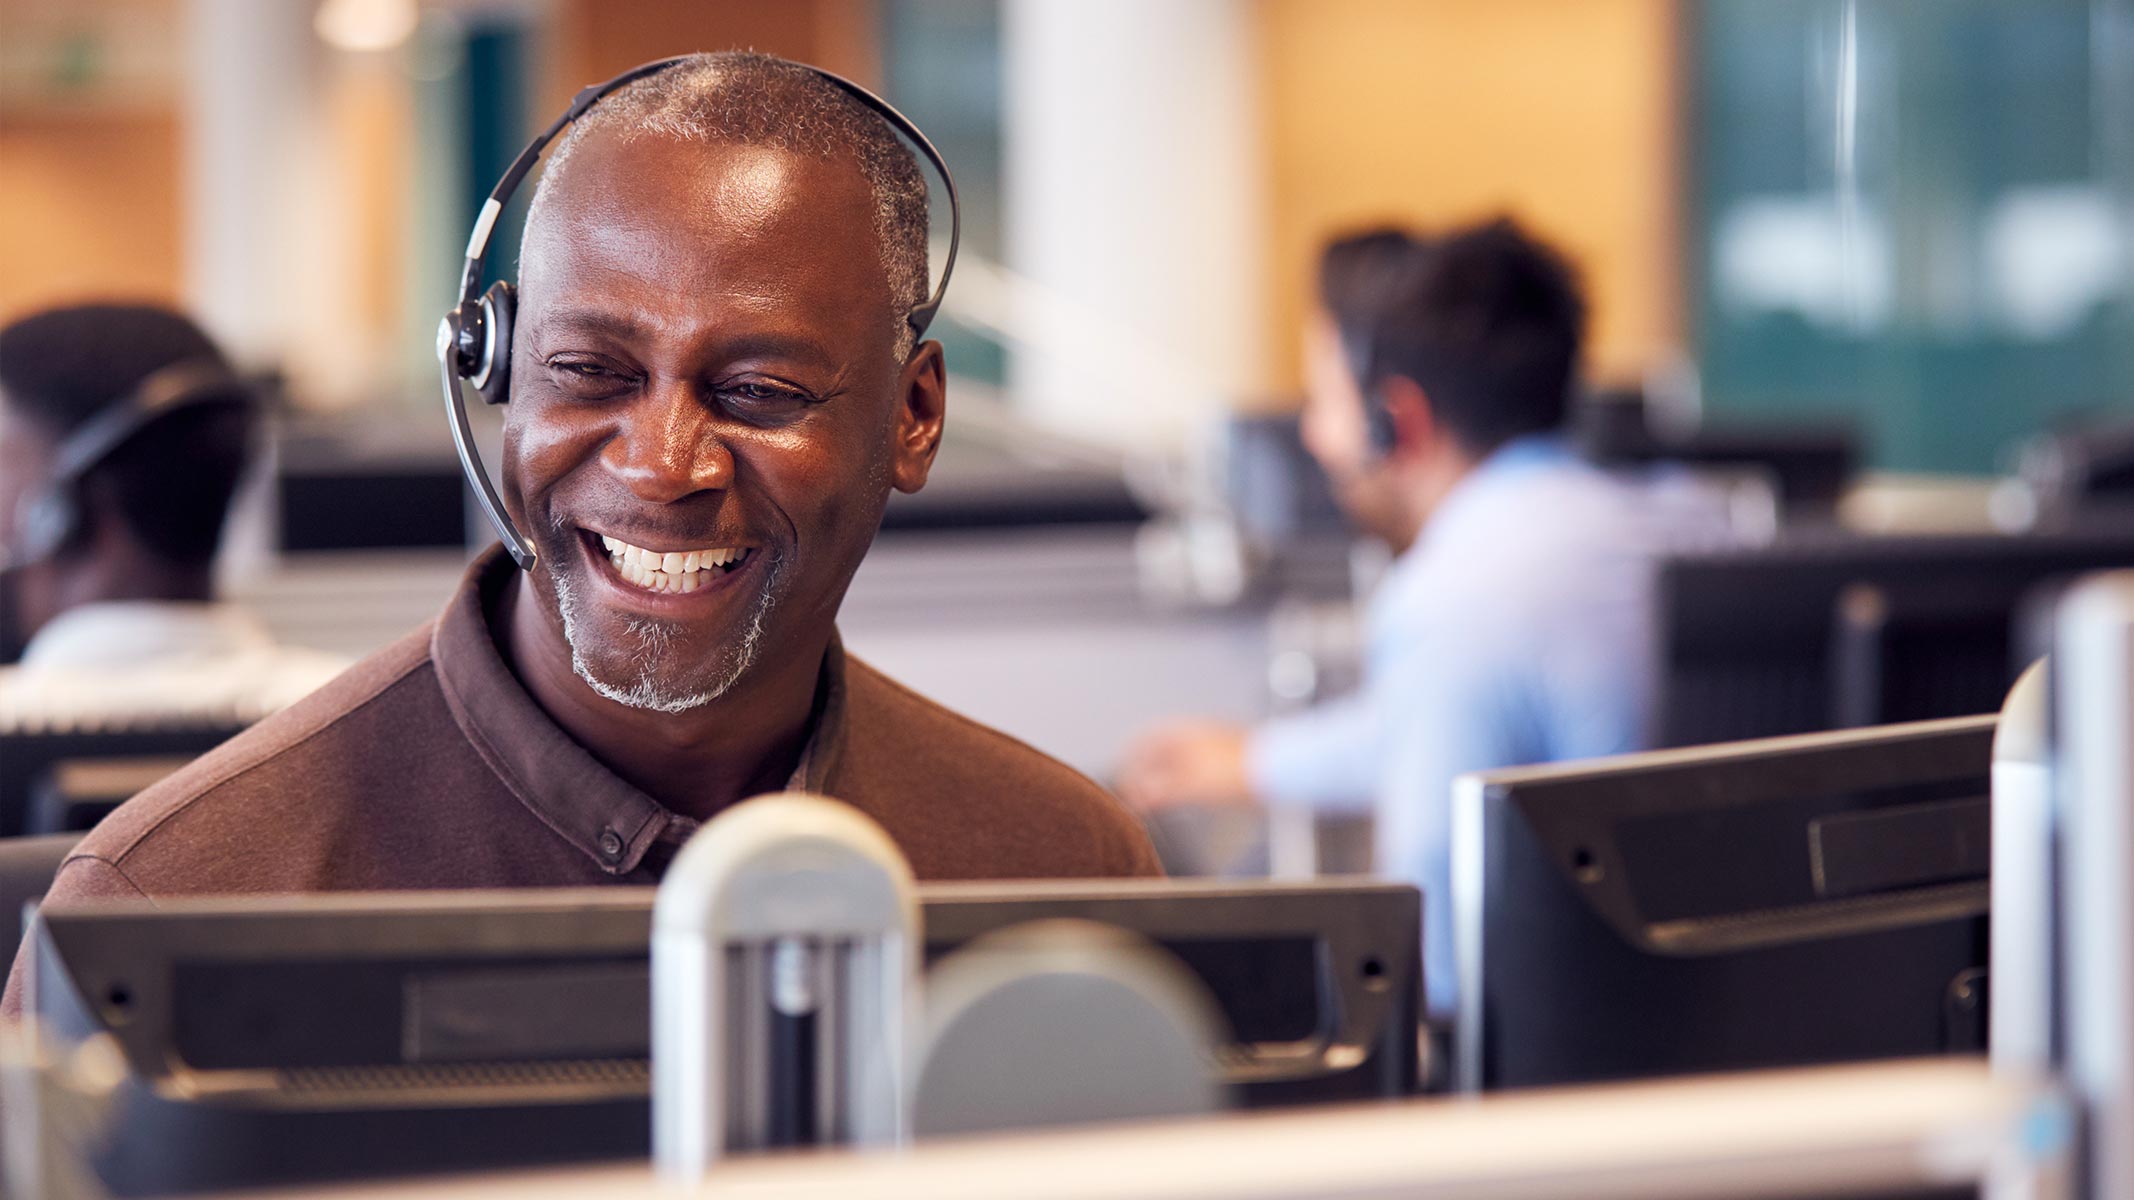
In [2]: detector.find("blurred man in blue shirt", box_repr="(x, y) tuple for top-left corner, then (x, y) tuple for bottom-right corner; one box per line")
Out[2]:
(1121, 219), (1731, 1019)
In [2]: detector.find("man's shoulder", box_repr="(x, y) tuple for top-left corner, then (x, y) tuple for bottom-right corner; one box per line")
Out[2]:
(1381, 463), (1698, 635)
(835, 654), (1161, 878)
(74, 623), (445, 873)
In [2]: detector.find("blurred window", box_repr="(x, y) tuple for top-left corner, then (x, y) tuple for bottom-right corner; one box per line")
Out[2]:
(1693, 0), (2134, 473)
(880, 0), (1006, 387)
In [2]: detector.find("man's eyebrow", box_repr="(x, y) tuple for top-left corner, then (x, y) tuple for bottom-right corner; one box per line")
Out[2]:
(716, 332), (840, 372)
(527, 308), (653, 344)
(527, 311), (840, 371)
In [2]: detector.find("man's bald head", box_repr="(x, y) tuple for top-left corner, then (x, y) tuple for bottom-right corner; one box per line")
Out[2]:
(526, 51), (931, 357)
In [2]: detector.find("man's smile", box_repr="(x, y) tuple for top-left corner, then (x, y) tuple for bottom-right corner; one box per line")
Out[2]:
(576, 527), (760, 599)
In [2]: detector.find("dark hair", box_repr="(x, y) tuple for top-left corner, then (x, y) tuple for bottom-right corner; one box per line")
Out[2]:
(1316, 227), (1421, 361)
(0, 303), (256, 567)
(1367, 218), (1586, 456)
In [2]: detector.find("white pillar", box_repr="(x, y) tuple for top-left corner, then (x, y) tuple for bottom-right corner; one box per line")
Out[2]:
(182, 0), (370, 407)
(1000, 0), (1266, 449)
(181, 0), (309, 369)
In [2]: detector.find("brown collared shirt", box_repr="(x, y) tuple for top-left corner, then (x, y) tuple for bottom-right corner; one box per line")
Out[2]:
(3, 549), (1160, 1015)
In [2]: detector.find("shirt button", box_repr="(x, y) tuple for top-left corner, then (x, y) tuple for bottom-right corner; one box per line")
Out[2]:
(598, 828), (626, 860)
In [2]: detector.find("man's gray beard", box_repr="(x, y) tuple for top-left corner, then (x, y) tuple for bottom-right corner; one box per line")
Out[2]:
(550, 560), (777, 715)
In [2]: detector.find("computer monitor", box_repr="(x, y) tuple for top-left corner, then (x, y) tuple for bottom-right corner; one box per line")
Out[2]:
(1452, 715), (1995, 1092)
(0, 723), (241, 838)
(1569, 392), (1859, 517)
(1656, 529), (2134, 746)
(1829, 574), (2063, 729)
(27, 879), (1418, 1195)
(2011, 415), (2134, 529)
(1213, 411), (1358, 599)
(23, 755), (195, 835)
(875, 433), (1150, 532)
(1218, 411), (1348, 546)
(273, 426), (470, 553)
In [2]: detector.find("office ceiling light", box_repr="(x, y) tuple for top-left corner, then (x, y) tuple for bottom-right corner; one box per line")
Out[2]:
(315, 0), (418, 53)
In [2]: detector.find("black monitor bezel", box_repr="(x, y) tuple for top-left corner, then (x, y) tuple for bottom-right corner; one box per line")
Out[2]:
(32, 878), (1419, 1110)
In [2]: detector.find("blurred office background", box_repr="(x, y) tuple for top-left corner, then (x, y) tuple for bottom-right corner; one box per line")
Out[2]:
(2, 0), (2132, 865)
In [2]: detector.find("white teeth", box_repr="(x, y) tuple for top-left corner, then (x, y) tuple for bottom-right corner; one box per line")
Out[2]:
(593, 532), (747, 593)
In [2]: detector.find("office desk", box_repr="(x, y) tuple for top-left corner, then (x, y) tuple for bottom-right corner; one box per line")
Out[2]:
(223, 1058), (2066, 1200)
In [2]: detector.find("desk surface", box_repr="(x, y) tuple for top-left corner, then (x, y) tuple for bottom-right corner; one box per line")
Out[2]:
(222, 1058), (2066, 1200)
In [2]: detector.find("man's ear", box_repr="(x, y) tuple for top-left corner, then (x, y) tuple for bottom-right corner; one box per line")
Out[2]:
(1376, 375), (1442, 462)
(890, 340), (947, 494)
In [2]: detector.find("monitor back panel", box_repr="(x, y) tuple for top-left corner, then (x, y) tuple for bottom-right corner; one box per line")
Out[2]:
(0, 725), (242, 837)
(33, 881), (1419, 1193)
(1466, 717), (1995, 1091)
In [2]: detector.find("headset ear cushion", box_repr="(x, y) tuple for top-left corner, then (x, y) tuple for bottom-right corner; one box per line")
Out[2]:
(475, 281), (517, 406)
(14, 490), (77, 563)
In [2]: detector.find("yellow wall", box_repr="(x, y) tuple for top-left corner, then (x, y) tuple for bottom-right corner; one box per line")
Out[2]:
(548, 0), (880, 112)
(0, 110), (183, 323)
(331, 63), (409, 345)
(1259, 0), (1681, 392)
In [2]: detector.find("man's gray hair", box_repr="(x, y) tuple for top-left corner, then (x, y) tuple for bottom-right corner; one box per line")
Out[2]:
(528, 51), (931, 358)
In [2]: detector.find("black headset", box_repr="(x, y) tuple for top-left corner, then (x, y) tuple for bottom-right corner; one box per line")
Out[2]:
(5, 359), (252, 568)
(1332, 235), (1433, 462)
(1339, 326), (1400, 458)
(438, 55), (963, 572)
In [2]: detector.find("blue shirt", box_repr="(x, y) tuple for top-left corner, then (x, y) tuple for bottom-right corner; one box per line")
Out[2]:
(1246, 436), (1735, 1017)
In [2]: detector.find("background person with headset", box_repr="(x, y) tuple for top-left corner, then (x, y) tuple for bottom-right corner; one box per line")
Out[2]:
(1122, 229), (1423, 825)
(4, 50), (1158, 1019)
(0, 303), (345, 725)
(1120, 218), (1735, 1019)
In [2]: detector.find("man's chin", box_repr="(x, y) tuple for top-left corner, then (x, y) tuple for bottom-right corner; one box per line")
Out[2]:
(558, 618), (759, 714)
(542, 540), (781, 715)
(554, 599), (764, 716)
(572, 654), (725, 714)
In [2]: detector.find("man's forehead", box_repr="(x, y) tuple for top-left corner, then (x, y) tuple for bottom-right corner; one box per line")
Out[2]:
(523, 131), (879, 291)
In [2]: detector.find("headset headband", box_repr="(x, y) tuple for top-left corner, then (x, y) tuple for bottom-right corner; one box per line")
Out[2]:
(6, 359), (251, 569)
(440, 55), (962, 571)
(49, 361), (245, 483)
(454, 57), (961, 332)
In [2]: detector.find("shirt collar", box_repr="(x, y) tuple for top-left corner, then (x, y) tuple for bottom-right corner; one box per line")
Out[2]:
(20, 601), (277, 670)
(1410, 432), (1577, 558)
(429, 546), (846, 876)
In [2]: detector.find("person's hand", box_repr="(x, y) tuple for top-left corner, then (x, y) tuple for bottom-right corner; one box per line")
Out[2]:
(1116, 720), (1255, 810)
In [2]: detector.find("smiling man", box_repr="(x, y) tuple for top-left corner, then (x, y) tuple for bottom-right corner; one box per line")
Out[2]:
(3, 52), (1158, 1016)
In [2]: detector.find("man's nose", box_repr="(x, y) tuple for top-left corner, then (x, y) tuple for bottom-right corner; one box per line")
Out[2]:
(602, 380), (735, 503)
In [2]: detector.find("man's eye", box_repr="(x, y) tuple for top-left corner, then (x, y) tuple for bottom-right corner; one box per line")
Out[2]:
(546, 359), (634, 395)
(721, 381), (814, 412)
